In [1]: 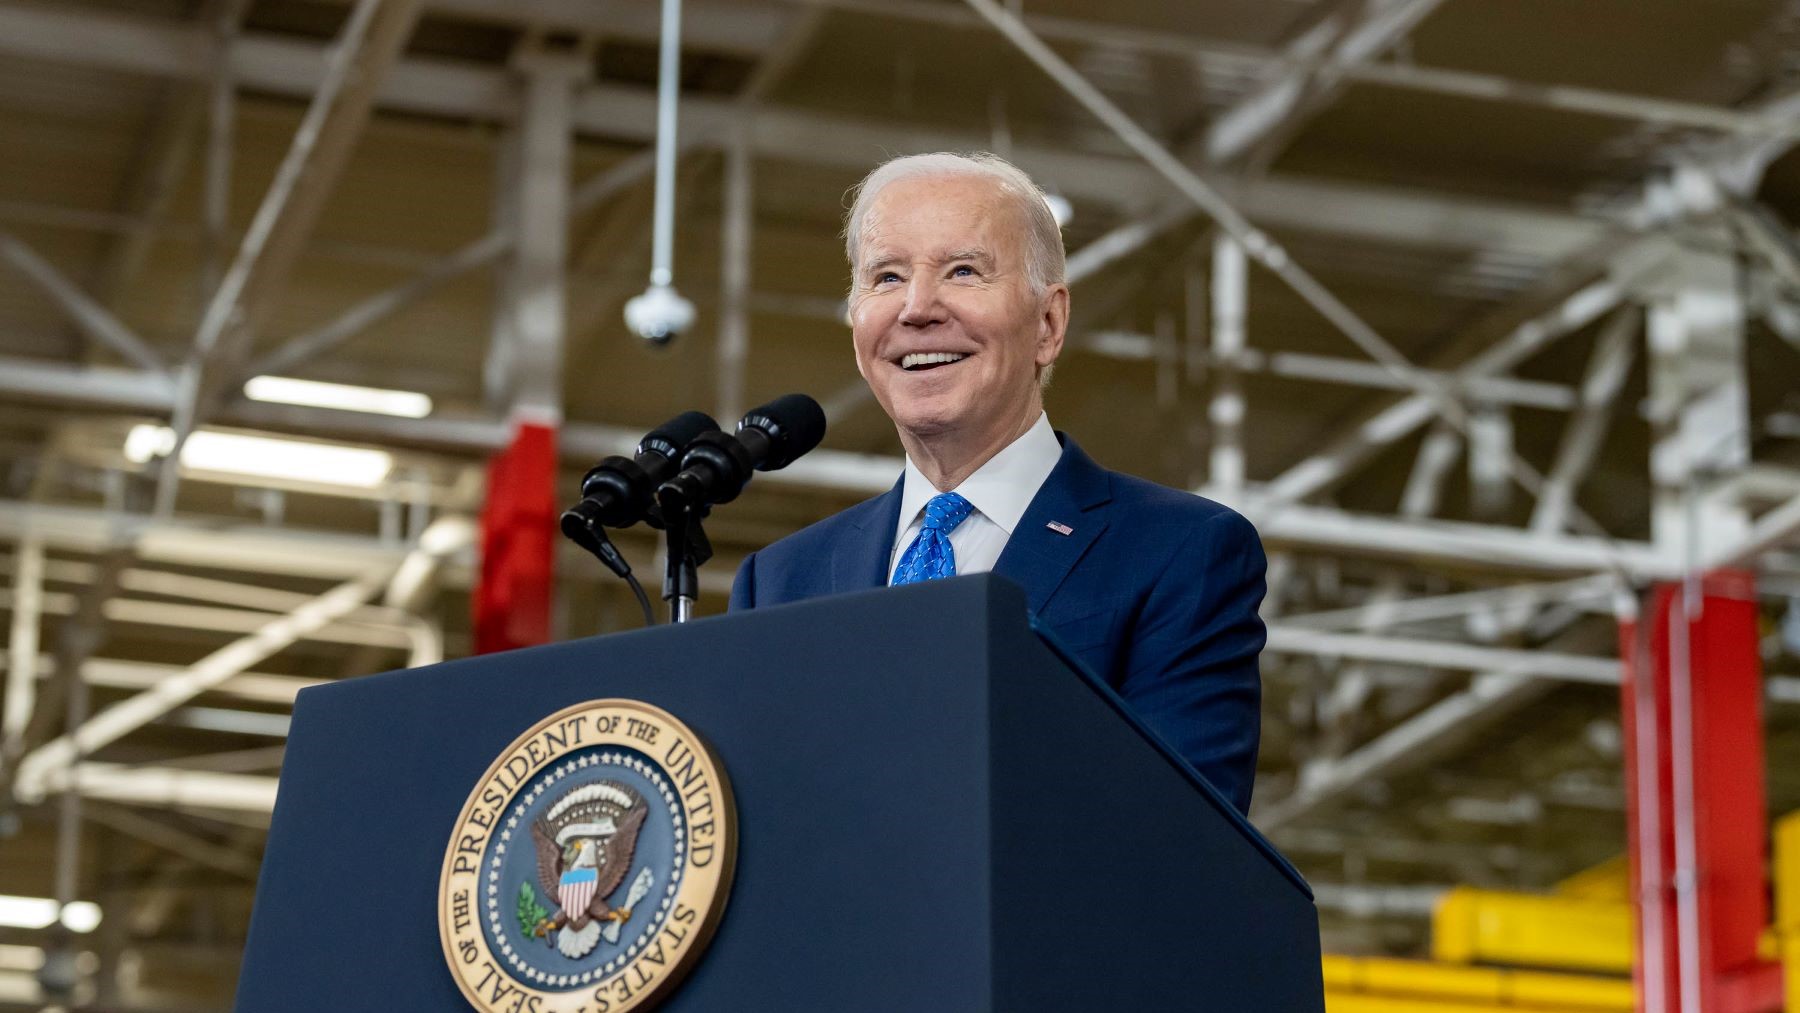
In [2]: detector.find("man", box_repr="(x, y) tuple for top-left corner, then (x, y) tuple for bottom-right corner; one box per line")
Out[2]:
(728, 152), (1267, 814)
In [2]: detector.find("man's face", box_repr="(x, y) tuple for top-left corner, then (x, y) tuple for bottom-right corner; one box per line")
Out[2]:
(849, 174), (1065, 445)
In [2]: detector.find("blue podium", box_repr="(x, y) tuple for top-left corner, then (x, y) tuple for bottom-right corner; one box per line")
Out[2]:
(238, 575), (1322, 1011)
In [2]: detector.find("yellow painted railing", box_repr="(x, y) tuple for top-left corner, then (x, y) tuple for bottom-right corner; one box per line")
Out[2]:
(1320, 806), (1800, 1011)
(1431, 886), (1634, 975)
(1778, 809), (1799, 1013)
(1322, 955), (1632, 1012)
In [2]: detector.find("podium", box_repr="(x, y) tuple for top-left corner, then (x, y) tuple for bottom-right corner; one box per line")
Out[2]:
(237, 575), (1323, 1011)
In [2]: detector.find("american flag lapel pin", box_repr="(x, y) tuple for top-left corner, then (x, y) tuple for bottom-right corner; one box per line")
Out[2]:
(1046, 521), (1074, 536)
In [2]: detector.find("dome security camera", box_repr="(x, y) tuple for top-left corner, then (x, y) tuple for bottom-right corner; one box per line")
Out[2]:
(624, 284), (696, 346)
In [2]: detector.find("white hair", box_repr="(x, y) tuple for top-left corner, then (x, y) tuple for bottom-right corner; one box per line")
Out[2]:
(842, 151), (1067, 297)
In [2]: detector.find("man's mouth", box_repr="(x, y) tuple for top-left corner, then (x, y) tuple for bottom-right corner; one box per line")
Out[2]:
(899, 352), (969, 372)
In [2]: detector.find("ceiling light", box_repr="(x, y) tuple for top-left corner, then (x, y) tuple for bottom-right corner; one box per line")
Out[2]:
(1043, 192), (1073, 228)
(124, 426), (393, 488)
(243, 375), (432, 418)
(0, 896), (101, 933)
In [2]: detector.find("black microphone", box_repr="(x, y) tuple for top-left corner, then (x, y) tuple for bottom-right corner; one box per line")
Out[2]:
(561, 411), (720, 541)
(657, 394), (827, 511)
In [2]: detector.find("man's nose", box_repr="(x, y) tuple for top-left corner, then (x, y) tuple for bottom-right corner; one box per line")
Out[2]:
(898, 273), (944, 327)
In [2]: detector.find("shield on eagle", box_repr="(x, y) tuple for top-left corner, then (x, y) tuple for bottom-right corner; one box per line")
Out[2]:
(530, 781), (650, 959)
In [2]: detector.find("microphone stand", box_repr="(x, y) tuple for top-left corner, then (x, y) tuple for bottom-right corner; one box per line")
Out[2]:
(658, 502), (712, 624)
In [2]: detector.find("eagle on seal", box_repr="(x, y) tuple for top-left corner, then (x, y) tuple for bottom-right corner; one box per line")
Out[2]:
(529, 780), (649, 958)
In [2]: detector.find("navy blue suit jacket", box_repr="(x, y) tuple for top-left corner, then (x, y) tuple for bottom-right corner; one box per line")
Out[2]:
(728, 434), (1267, 813)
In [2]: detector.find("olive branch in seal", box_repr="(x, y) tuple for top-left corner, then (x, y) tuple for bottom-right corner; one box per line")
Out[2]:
(516, 881), (551, 939)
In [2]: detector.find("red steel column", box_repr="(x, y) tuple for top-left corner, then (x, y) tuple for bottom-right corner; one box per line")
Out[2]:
(1621, 569), (1769, 1013)
(473, 421), (557, 654)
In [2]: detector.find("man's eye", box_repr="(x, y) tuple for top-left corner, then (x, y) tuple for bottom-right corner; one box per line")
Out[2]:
(875, 272), (900, 284)
(950, 265), (975, 277)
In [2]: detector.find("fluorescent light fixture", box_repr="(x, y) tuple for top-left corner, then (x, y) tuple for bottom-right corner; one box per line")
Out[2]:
(244, 375), (432, 418)
(0, 896), (101, 933)
(1044, 192), (1074, 228)
(124, 426), (393, 488)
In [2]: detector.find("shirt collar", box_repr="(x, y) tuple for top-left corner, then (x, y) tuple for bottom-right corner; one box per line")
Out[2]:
(896, 413), (1062, 536)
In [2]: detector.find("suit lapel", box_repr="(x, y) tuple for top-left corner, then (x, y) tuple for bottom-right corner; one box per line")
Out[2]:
(994, 434), (1112, 615)
(832, 477), (905, 594)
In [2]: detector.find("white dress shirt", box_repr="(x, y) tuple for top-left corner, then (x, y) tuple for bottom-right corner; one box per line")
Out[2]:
(887, 412), (1063, 584)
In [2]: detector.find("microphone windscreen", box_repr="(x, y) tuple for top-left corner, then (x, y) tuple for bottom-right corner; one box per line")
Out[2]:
(742, 393), (826, 471)
(639, 410), (721, 461)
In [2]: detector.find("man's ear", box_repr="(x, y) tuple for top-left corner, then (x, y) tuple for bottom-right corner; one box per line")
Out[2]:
(1036, 283), (1069, 369)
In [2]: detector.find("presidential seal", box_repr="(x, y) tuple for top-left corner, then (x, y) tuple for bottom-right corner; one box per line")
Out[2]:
(439, 700), (735, 1013)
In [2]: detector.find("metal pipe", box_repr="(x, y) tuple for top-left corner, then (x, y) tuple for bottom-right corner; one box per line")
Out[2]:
(649, 0), (684, 289)
(1209, 234), (1246, 495)
(2, 537), (42, 755)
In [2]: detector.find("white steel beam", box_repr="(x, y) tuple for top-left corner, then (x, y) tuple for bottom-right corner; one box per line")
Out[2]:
(1280, 575), (1616, 631)
(1082, 333), (1579, 410)
(32, 762), (278, 813)
(1264, 627), (1620, 684)
(1209, 235), (1247, 496)
(490, 49), (582, 424)
(12, 568), (395, 802)
(1530, 307), (1638, 536)
(1, 539), (43, 758)
(0, 2), (1607, 258)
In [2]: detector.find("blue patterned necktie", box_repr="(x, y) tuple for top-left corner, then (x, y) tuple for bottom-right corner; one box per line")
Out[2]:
(891, 492), (976, 585)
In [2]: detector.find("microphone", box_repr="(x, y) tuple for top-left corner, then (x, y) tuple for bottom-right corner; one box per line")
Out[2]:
(561, 411), (720, 539)
(657, 394), (827, 511)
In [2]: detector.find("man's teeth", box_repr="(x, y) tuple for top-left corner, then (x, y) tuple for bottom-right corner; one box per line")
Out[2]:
(901, 352), (969, 370)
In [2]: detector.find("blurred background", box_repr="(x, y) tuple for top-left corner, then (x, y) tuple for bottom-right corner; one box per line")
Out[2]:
(1, 0), (1799, 1008)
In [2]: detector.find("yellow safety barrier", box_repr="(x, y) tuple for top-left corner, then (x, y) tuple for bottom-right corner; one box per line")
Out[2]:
(1778, 810), (1800, 1013)
(1554, 856), (1629, 903)
(1432, 886), (1634, 975)
(1322, 955), (1633, 1012)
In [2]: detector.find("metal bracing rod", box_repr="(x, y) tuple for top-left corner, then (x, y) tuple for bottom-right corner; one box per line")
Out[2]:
(1280, 575), (1615, 631)
(789, 0), (1800, 138)
(1256, 670), (1553, 832)
(0, 232), (167, 373)
(249, 143), (663, 384)
(202, 0), (252, 299)
(159, 0), (423, 516)
(34, 762), (278, 813)
(1709, 489), (1800, 570)
(0, 586), (418, 651)
(1, 537), (43, 758)
(1261, 272), (1636, 503)
(648, 0), (684, 290)
(82, 802), (262, 880)
(1316, 423), (1459, 748)
(960, 0), (1640, 568)
(1060, 0), (1447, 285)
(10, 567), (394, 802)
(1206, 0), (1450, 166)
(1263, 626), (1621, 684)
(1350, 61), (1800, 137)
(245, 230), (511, 380)
(0, 650), (323, 706)
(1080, 332), (1581, 410)
(1530, 307), (1638, 536)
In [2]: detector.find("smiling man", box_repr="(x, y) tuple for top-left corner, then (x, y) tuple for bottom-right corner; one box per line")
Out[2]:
(728, 152), (1268, 814)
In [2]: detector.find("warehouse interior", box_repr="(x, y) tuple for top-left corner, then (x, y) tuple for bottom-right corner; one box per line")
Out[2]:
(1, 0), (1800, 1008)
